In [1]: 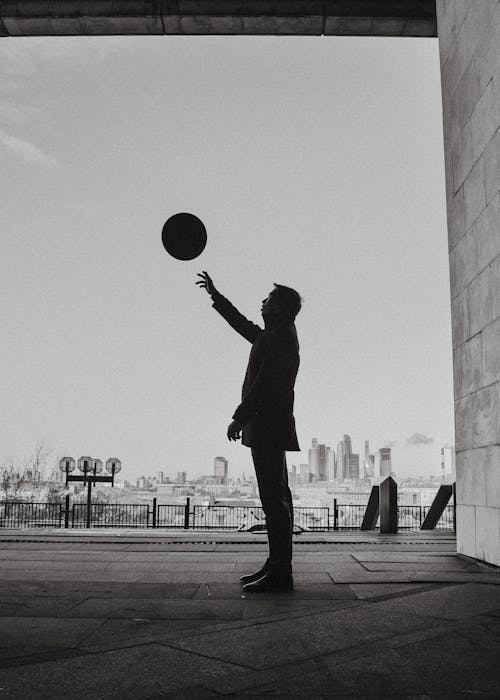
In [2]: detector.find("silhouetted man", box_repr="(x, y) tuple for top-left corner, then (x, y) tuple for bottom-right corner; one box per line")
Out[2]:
(196, 271), (301, 591)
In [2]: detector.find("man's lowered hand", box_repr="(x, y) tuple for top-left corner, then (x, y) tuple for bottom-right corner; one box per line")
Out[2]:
(227, 420), (243, 441)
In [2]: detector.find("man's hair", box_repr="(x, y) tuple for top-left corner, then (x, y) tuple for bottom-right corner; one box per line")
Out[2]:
(272, 284), (303, 319)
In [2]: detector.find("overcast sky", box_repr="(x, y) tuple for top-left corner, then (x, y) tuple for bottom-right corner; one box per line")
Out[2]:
(0, 34), (453, 481)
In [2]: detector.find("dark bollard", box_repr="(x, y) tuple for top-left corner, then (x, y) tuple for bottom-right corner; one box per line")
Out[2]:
(421, 483), (454, 530)
(64, 494), (70, 529)
(152, 497), (157, 528)
(379, 476), (398, 533)
(361, 485), (379, 530)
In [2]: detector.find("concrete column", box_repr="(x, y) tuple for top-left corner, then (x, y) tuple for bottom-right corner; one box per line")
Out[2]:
(437, 1), (500, 566)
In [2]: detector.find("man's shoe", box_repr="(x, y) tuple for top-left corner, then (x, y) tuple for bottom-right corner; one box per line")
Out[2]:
(242, 571), (294, 593)
(240, 558), (270, 584)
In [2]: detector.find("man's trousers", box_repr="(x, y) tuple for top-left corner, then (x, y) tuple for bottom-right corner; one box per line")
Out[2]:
(251, 444), (294, 568)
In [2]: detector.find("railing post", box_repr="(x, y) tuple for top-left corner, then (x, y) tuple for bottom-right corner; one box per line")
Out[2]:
(86, 479), (92, 529)
(333, 498), (338, 531)
(64, 494), (70, 529)
(152, 497), (157, 528)
(184, 497), (190, 530)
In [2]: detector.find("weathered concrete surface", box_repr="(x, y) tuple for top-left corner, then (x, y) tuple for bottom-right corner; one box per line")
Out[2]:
(0, 531), (499, 699)
(437, 1), (500, 567)
(0, 1), (437, 37)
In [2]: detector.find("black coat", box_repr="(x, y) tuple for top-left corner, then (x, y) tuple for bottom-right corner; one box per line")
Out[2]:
(212, 292), (300, 451)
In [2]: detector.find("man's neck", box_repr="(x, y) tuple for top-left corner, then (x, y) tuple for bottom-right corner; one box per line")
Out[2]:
(264, 314), (292, 330)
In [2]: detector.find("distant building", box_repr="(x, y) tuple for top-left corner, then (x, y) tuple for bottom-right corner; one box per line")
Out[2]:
(136, 476), (146, 489)
(364, 440), (375, 478)
(379, 448), (392, 477)
(156, 470), (164, 484)
(176, 471), (187, 485)
(214, 456), (228, 485)
(336, 441), (344, 482)
(308, 438), (328, 480)
(348, 453), (360, 479)
(441, 446), (456, 480)
(335, 434), (360, 480)
(299, 463), (311, 483)
(327, 447), (336, 481)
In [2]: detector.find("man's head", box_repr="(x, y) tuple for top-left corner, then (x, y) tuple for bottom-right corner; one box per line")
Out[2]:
(261, 284), (302, 322)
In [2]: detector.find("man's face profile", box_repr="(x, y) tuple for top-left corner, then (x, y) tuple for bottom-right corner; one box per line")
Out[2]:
(261, 291), (282, 318)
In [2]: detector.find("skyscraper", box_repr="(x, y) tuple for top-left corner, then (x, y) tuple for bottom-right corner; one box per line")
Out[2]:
(214, 456), (228, 485)
(379, 448), (392, 477)
(348, 453), (360, 479)
(308, 438), (328, 480)
(364, 440), (375, 478)
(176, 471), (187, 485)
(336, 434), (360, 479)
(327, 447), (336, 481)
(336, 441), (345, 482)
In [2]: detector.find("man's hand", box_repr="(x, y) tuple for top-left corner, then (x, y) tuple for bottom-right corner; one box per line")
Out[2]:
(227, 419), (243, 441)
(196, 271), (218, 297)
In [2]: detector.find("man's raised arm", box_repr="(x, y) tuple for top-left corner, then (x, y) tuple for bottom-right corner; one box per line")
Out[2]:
(196, 271), (262, 343)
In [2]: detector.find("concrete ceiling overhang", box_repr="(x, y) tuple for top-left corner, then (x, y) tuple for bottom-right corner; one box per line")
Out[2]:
(0, 1), (437, 38)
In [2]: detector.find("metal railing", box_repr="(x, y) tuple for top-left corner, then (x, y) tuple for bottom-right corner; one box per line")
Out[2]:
(0, 501), (63, 528)
(398, 505), (455, 530)
(0, 499), (456, 531)
(193, 505), (266, 529)
(157, 504), (188, 529)
(71, 503), (150, 528)
(334, 504), (367, 529)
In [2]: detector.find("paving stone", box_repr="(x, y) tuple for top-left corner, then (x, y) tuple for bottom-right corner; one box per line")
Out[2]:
(0, 595), (87, 618)
(0, 617), (103, 660)
(396, 629), (500, 697)
(0, 580), (199, 599)
(116, 561), (238, 573)
(330, 568), (412, 583)
(70, 597), (245, 620)
(350, 583), (437, 600)
(352, 552), (459, 562)
(245, 648), (428, 697)
(147, 687), (219, 700)
(0, 643), (247, 699)
(360, 560), (482, 572)
(77, 617), (221, 651)
(0, 570), (144, 582)
(242, 598), (361, 620)
(372, 583), (500, 620)
(408, 572), (500, 584)
(204, 655), (334, 696)
(194, 581), (356, 601)
(171, 601), (443, 669)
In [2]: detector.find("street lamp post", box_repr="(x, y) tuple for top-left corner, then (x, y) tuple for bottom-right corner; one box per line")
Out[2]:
(59, 456), (122, 528)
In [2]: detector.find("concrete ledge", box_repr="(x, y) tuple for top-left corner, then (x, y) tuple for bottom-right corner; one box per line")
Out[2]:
(0, 1), (438, 37)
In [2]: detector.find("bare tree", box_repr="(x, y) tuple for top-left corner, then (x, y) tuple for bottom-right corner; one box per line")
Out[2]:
(0, 463), (26, 502)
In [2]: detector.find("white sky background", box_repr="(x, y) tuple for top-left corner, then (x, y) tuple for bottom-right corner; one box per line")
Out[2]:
(0, 35), (453, 481)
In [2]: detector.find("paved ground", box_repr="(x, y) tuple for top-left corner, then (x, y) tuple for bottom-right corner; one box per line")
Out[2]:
(0, 529), (500, 699)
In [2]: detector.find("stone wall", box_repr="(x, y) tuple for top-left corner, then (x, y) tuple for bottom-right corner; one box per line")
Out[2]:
(437, 1), (500, 565)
